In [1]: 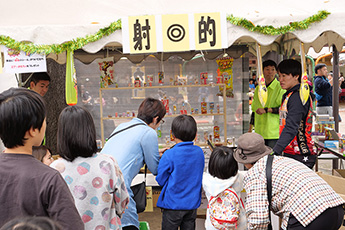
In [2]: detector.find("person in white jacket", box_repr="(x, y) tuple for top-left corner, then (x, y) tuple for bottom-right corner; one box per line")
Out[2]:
(202, 146), (247, 230)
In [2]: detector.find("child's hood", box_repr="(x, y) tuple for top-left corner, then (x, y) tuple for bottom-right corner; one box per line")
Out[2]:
(202, 172), (239, 197)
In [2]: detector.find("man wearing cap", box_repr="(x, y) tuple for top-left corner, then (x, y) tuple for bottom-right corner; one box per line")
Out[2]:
(314, 63), (344, 116)
(234, 132), (344, 230)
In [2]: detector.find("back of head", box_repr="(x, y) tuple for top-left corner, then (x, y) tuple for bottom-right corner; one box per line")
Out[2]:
(208, 146), (238, 179)
(171, 115), (197, 142)
(314, 63), (327, 75)
(30, 72), (51, 84)
(32, 145), (50, 162)
(0, 216), (62, 230)
(263, 59), (277, 70)
(0, 88), (46, 148)
(137, 97), (166, 124)
(57, 105), (97, 161)
(277, 59), (302, 82)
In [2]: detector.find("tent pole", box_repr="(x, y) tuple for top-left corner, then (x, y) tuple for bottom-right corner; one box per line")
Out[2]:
(332, 45), (340, 132)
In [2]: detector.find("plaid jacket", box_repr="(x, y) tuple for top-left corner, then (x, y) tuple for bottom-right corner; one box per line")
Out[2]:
(244, 155), (344, 230)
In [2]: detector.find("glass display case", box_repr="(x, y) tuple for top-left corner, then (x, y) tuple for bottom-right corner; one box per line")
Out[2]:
(99, 84), (228, 148)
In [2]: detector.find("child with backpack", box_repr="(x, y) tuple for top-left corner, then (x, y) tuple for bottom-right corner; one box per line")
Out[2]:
(156, 115), (205, 230)
(202, 146), (246, 230)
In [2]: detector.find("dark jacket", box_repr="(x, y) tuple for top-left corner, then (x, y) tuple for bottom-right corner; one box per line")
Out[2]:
(273, 84), (314, 156)
(314, 75), (332, 106)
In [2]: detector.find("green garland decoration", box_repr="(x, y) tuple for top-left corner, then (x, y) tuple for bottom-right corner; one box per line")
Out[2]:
(227, 10), (330, 35)
(0, 19), (122, 55)
(0, 11), (330, 54)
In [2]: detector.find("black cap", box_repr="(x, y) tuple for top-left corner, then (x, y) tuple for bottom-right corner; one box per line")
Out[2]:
(314, 63), (327, 73)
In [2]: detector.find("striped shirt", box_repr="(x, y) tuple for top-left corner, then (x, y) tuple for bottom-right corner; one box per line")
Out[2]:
(244, 155), (344, 230)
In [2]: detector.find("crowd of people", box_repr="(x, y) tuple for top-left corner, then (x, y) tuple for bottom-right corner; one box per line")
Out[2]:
(0, 58), (344, 230)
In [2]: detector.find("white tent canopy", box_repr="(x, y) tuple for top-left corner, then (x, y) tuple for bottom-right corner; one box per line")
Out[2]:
(1, 0), (345, 55)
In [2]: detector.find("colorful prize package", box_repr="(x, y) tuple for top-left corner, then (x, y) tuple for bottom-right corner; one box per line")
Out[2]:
(339, 135), (345, 153)
(209, 102), (215, 114)
(169, 77), (174, 85)
(180, 102), (187, 114)
(98, 57), (114, 88)
(162, 97), (169, 114)
(201, 98), (207, 114)
(313, 121), (335, 136)
(200, 72), (208, 85)
(216, 57), (234, 97)
(178, 75), (187, 85)
(216, 69), (224, 83)
(158, 71), (164, 84)
(325, 127), (332, 140)
(147, 75), (153, 86)
(134, 78), (141, 87)
(213, 123), (220, 142)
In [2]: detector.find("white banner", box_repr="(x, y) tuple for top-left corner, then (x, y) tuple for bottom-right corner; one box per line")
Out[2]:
(122, 12), (227, 54)
(3, 46), (47, 74)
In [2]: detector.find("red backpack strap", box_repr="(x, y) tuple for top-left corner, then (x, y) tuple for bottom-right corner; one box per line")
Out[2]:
(225, 188), (244, 208)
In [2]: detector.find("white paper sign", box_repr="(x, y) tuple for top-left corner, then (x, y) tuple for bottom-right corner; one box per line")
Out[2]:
(3, 46), (47, 74)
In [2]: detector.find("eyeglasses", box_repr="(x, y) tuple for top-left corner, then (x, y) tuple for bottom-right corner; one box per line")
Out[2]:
(160, 119), (165, 125)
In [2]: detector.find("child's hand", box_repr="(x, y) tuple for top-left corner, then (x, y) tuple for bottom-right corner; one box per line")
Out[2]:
(159, 147), (169, 157)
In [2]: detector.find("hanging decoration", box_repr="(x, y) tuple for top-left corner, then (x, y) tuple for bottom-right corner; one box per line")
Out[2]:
(65, 50), (78, 106)
(0, 11), (329, 55)
(256, 43), (267, 107)
(0, 19), (122, 55)
(227, 10), (330, 35)
(299, 42), (310, 105)
(216, 57), (234, 97)
(98, 57), (115, 88)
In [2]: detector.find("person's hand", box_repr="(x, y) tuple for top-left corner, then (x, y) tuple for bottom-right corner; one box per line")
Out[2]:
(256, 108), (266, 115)
(159, 147), (169, 157)
(329, 76), (334, 86)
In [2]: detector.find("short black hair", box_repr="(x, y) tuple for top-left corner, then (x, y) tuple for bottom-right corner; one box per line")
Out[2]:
(208, 146), (238, 179)
(137, 97), (166, 125)
(314, 63), (327, 73)
(32, 145), (51, 162)
(263, 60), (277, 70)
(0, 88), (46, 148)
(277, 59), (302, 82)
(57, 105), (97, 161)
(171, 115), (197, 141)
(30, 72), (51, 84)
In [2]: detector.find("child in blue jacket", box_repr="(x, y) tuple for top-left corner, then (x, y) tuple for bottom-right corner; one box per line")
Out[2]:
(156, 115), (205, 230)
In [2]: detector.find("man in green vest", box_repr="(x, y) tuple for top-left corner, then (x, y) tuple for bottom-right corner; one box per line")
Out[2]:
(251, 60), (286, 148)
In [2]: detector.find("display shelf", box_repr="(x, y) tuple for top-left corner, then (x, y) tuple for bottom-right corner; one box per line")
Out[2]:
(100, 83), (225, 90)
(159, 142), (227, 149)
(99, 84), (227, 147)
(102, 113), (225, 120)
